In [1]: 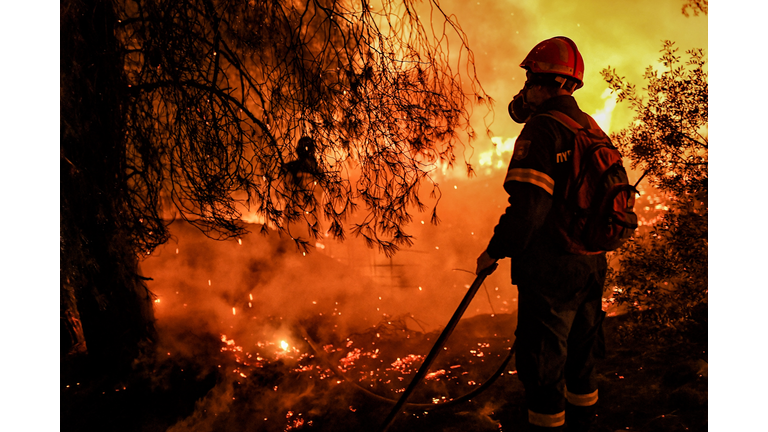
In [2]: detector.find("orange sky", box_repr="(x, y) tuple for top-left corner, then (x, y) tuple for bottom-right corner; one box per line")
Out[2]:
(442, 0), (707, 139)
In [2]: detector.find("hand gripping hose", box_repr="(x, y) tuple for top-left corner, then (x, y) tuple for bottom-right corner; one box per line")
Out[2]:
(378, 263), (504, 432)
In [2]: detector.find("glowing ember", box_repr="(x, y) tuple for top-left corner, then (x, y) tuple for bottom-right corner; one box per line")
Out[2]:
(424, 369), (446, 380)
(388, 354), (424, 375)
(211, 314), (516, 424)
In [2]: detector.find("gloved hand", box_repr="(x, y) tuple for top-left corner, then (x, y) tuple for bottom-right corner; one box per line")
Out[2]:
(475, 250), (498, 275)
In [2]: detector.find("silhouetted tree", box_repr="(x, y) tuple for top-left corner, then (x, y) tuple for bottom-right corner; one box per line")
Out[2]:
(61, 0), (491, 379)
(601, 41), (707, 339)
(682, 0), (708, 17)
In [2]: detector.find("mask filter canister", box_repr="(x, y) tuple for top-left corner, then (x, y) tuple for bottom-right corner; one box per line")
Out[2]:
(508, 89), (533, 124)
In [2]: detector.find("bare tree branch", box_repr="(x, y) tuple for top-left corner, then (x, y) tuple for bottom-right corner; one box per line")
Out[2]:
(116, 0), (492, 256)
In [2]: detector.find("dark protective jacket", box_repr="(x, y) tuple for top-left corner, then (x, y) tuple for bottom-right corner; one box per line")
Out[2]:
(485, 95), (604, 285)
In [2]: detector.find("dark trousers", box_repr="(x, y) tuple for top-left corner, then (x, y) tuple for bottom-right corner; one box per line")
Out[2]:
(512, 252), (607, 428)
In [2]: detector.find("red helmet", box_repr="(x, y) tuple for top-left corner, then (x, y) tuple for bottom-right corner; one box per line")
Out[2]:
(520, 36), (584, 89)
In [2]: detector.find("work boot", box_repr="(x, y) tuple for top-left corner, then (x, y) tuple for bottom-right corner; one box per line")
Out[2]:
(565, 403), (596, 432)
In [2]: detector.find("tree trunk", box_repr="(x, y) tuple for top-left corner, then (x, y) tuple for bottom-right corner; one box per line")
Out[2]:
(61, 0), (156, 381)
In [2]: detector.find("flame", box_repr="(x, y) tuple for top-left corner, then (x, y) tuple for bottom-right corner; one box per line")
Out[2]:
(591, 88), (618, 132)
(280, 340), (289, 350)
(478, 136), (518, 172)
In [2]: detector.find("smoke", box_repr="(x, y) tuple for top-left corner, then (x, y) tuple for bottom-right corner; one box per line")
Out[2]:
(142, 177), (517, 338)
(138, 173), (519, 430)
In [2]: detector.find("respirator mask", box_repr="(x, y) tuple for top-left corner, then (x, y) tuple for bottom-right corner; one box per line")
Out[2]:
(508, 82), (534, 124)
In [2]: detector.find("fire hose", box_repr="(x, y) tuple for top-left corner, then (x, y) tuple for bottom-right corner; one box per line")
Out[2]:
(298, 263), (518, 430)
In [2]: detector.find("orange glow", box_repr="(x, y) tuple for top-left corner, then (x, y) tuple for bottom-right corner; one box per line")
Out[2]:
(479, 136), (517, 171)
(232, 307), (236, 315)
(425, 369), (446, 380)
(591, 89), (618, 132)
(280, 340), (289, 350)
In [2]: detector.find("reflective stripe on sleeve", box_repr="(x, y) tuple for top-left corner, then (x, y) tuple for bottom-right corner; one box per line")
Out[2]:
(504, 168), (555, 195)
(566, 389), (598, 407)
(528, 410), (565, 427)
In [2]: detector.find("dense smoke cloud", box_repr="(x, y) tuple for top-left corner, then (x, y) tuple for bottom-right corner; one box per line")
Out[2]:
(142, 173), (517, 341)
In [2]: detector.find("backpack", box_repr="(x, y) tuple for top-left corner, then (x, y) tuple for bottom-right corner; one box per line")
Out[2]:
(541, 110), (639, 254)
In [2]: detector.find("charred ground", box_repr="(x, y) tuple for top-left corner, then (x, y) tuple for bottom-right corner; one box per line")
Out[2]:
(61, 306), (707, 432)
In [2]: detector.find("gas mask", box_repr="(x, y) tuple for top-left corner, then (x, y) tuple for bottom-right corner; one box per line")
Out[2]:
(508, 84), (534, 124)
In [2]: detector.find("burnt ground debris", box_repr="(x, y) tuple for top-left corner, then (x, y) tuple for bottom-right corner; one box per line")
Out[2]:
(61, 308), (707, 432)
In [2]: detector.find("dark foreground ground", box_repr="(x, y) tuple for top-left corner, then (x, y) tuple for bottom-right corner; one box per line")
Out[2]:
(61, 308), (707, 432)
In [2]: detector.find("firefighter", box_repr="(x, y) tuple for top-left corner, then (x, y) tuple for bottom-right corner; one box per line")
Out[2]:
(476, 36), (607, 432)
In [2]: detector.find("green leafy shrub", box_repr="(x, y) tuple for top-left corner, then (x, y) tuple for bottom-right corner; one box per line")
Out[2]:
(601, 41), (707, 341)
